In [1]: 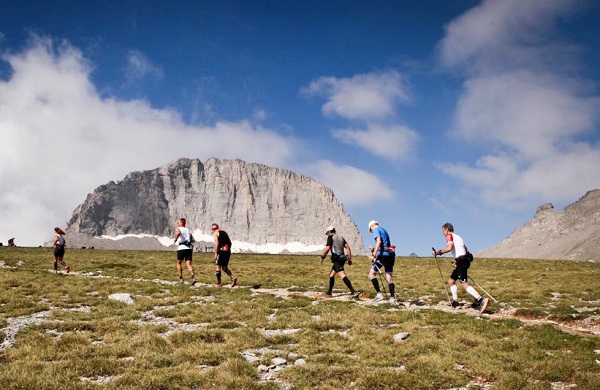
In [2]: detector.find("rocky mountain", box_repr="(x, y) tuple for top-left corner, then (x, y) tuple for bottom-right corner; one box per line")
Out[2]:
(476, 189), (600, 260)
(64, 158), (364, 253)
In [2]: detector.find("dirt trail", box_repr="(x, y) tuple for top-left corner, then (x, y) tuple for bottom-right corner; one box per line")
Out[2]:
(6, 270), (598, 341)
(251, 287), (600, 337)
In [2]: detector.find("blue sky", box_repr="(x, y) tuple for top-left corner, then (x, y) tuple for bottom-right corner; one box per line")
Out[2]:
(1, 0), (599, 254)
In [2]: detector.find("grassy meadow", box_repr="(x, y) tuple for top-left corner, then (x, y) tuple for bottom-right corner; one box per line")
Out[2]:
(1, 247), (599, 389)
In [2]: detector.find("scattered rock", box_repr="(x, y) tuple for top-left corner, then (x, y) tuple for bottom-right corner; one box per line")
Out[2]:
(0, 311), (51, 350)
(271, 357), (287, 366)
(257, 364), (269, 373)
(108, 293), (135, 305)
(258, 328), (302, 337)
(393, 332), (410, 342)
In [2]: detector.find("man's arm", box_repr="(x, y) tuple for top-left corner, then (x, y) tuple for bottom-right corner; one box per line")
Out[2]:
(372, 237), (382, 259)
(437, 241), (454, 256)
(213, 232), (219, 259)
(320, 246), (331, 263)
(173, 228), (180, 244)
(344, 242), (352, 259)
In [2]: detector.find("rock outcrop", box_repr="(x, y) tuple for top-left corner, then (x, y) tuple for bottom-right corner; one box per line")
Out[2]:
(64, 158), (364, 253)
(476, 189), (600, 260)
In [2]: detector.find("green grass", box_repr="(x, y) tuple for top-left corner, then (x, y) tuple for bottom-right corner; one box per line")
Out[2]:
(1, 247), (599, 389)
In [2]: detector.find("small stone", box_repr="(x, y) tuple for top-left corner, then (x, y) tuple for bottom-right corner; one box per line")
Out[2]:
(257, 364), (269, 372)
(108, 293), (135, 305)
(271, 357), (287, 366)
(393, 332), (410, 342)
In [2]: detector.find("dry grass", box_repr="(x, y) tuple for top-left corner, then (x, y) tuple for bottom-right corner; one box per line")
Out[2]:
(0, 247), (599, 389)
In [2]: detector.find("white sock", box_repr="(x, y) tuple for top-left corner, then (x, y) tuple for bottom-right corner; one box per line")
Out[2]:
(466, 286), (481, 300)
(450, 285), (458, 301)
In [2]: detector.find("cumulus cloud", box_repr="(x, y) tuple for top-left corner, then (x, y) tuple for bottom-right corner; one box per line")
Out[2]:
(453, 71), (599, 159)
(332, 123), (419, 162)
(439, 0), (582, 72)
(304, 160), (393, 206)
(302, 70), (420, 161)
(0, 36), (296, 245)
(301, 71), (409, 120)
(437, 143), (600, 207)
(437, 0), (600, 207)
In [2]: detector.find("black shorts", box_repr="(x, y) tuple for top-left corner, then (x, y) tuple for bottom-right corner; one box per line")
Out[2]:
(177, 249), (193, 261)
(331, 259), (347, 273)
(217, 250), (231, 267)
(450, 256), (471, 283)
(54, 247), (65, 257)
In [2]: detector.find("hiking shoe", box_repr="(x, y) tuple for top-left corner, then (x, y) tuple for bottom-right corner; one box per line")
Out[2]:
(191, 279), (197, 286)
(231, 277), (238, 287)
(351, 291), (361, 299)
(65, 266), (70, 274)
(179, 278), (184, 284)
(479, 298), (490, 313)
(372, 293), (384, 302)
(472, 298), (481, 309)
(216, 283), (222, 288)
(451, 300), (460, 308)
(388, 297), (396, 305)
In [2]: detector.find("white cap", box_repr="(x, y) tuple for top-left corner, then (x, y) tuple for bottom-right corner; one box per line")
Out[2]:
(368, 220), (378, 232)
(325, 226), (335, 234)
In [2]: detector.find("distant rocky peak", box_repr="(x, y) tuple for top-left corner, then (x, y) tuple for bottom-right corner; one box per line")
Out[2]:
(477, 188), (600, 260)
(534, 203), (555, 217)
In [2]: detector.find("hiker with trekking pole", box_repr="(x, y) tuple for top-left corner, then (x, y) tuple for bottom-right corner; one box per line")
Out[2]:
(367, 220), (397, 305)
(432, 222), (489, 313)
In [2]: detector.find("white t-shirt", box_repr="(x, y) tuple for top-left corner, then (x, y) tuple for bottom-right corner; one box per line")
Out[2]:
(446, 232), (466, 258)
(177, 227), (192, 250)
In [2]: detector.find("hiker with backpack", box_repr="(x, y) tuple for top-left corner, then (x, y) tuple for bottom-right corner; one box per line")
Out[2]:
(368, 220), (398, 304)
(319, 226), (360, 298)
(52, 227), (70, 274)
(212, 223), (237, 288)
(432, 222), (489, 313)
(174, 218), (196, 285)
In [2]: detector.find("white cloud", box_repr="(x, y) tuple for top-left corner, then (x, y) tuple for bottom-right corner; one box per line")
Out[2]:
(125, 49), (163, 82)
(454, 71), (599, 159)
(332, 123), (419, 162)
(439, 0), (583, 71)
(437, 0), (600, 208)
(0, 36), (296, 246)
(437, 142), (600, 207)
(304, 160), (393, 206)
(302, 71), (409, 120)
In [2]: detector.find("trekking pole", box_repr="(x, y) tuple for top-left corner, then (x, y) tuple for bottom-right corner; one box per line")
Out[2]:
(373, 261), (389, 300)
(432, 247), (451, 304)
(468, 276), (499, 303)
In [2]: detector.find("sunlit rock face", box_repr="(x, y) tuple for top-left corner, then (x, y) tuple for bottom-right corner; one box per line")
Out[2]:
(64, 158), (363, 253)
(477, 189), (600, 260)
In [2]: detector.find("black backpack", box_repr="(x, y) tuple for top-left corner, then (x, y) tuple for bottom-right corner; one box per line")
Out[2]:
(219, 230), (232, 248)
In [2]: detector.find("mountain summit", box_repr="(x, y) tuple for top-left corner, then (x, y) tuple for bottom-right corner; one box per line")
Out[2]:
(65, 158), (363, 253)
(477, 189), (600, 260)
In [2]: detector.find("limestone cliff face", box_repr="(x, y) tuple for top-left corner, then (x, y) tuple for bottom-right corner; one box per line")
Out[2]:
(65, 158), (364, 252)
(477, 189), (600, 260)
